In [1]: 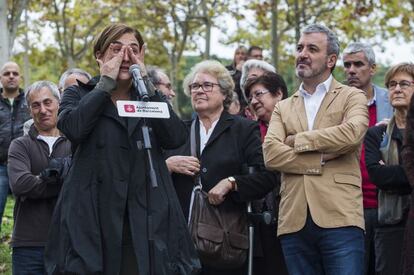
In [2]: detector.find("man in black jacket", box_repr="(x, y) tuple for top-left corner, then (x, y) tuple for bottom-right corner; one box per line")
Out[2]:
(8, 81), (71, 274)
(0, 61), (30, 231)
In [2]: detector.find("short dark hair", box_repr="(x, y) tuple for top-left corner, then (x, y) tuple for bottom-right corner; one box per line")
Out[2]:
(247, 46), (263, 56)
(302, 24), (339, 56)
(244, 72), (288, 100)
(93, 23), (144, 59)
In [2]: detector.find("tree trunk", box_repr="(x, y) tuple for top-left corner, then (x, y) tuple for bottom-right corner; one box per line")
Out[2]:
(67, 56), (76, 69)
(204, 19), (211, 59)
(271, 0), (279, 69)
(23, 8), (30, 88)
(9, 0), (28, 54)
(202, 0), (211, 59)
(294, 0), (300, 45)
(0, 0), (9, 65)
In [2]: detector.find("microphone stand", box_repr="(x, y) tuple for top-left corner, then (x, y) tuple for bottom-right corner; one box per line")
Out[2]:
(246, 166), (273, 275)
(247, 166), (256, 275)
(133, 78), (158, 275)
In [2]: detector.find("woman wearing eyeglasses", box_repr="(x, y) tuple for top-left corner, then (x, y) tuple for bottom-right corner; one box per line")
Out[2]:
(241, 72), (289, 275)
(165, 60), (280, 275)
(44, 23), (200, 275)
(364, 62), (414, 275)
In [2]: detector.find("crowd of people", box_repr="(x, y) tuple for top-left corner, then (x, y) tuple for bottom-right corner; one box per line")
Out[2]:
(0, 22), (413, 275)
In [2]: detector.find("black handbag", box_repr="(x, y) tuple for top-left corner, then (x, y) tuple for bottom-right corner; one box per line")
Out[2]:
(187, 119), (249, 269)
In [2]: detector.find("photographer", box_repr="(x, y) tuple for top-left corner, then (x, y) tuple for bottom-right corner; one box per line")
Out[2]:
(7, 81), (71, 275)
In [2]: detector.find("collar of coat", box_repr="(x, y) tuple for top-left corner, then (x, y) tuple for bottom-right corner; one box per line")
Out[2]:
(0, 88), (25, 103)
(191, 111), (234, 153)
(28, 123), (66, 141)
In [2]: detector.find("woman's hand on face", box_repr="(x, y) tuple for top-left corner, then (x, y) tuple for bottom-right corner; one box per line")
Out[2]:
(208, 178), (233, 205)
(235, 60), (245, 71)
(165, 155), (200, 176)
(127, 43), (147, 76)
(96, 44), (125, 80)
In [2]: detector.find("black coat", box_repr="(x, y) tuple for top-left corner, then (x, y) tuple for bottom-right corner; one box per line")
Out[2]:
(166, 112), (278, 220)
(402, 96), (414, 275)
(364, 124), (411, 194)
(165, 112), (279, 274)
(44, 77), (200, 275)
(0, 88), (31, 163)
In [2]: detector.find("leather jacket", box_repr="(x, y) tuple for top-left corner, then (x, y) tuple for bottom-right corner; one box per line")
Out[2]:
(0, 88), (31, 164)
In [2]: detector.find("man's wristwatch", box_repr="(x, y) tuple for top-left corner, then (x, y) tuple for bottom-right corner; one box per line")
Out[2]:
(227, 176), (237, 191)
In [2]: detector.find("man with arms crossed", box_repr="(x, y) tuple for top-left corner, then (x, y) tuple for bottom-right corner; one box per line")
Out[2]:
(8, 81), (71, 274)
(263, 24), (369, 275)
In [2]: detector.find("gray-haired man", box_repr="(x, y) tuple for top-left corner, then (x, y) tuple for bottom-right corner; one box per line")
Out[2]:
(8, 81), (71, 274)
(147, 66), (176, 103)
(343, 42), (393, 275)
(58, 68), (91, 94)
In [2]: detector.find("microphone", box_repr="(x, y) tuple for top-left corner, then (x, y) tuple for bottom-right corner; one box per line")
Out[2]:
(129, 64), (149, 101)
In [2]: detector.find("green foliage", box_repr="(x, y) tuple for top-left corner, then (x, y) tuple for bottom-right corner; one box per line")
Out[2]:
(0, 197), (14, 275)
(6, 0), (414, 113)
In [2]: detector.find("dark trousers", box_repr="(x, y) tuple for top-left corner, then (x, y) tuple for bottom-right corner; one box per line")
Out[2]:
(253, 222), (288, 275)
(375, 225), (405, 275)
(120, 213), (139, 275)
(12, 247), (45, 275)
(280, 214), (364, 275)
(0, 164), (9, 232)
(201, 263), (246, 275)
(363, 208), (378, 275)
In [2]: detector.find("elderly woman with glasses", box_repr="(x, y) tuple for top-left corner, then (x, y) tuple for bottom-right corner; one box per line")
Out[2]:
(166, 60), (279, 275)
(239, 59), (276, 119)
(242, 72), (289, 275)
(364, 62), (414, 275)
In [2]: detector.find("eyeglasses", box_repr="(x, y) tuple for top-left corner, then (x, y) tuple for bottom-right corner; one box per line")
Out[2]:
(248, 89), (270, 103)
(189, 82), (220, 93)
(110, 42), (140, 55)
(388, 80), (414, 90)
(158, 82), (173, 90)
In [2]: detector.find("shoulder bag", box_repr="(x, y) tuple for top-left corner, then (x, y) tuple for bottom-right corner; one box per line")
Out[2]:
(187, 119), (249, 269)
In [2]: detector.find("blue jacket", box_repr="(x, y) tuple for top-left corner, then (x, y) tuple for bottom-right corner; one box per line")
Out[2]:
(374, 84), (393, 122)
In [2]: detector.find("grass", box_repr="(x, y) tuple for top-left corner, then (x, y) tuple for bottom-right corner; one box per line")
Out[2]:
(0, 196), (14, 275)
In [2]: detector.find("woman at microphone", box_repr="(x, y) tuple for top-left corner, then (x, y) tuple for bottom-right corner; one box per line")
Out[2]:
(45, 23), (200, 275)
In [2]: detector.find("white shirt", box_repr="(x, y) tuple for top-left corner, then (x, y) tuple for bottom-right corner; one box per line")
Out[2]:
(199, 119), (219, 154)
(38, 135), (60, 156)
(299, 74), (333, 130)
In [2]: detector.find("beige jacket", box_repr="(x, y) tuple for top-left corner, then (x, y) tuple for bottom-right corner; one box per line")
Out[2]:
(263, 79), (369, 236)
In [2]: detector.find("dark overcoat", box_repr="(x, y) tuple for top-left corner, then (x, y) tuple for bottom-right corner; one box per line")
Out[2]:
(402, 95), (414, 275)
(166, 111), (278, 220)
(44, 77), (200, 275)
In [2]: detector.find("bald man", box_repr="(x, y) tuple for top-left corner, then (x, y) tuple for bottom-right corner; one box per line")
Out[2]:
(0, 62), (30, 231)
